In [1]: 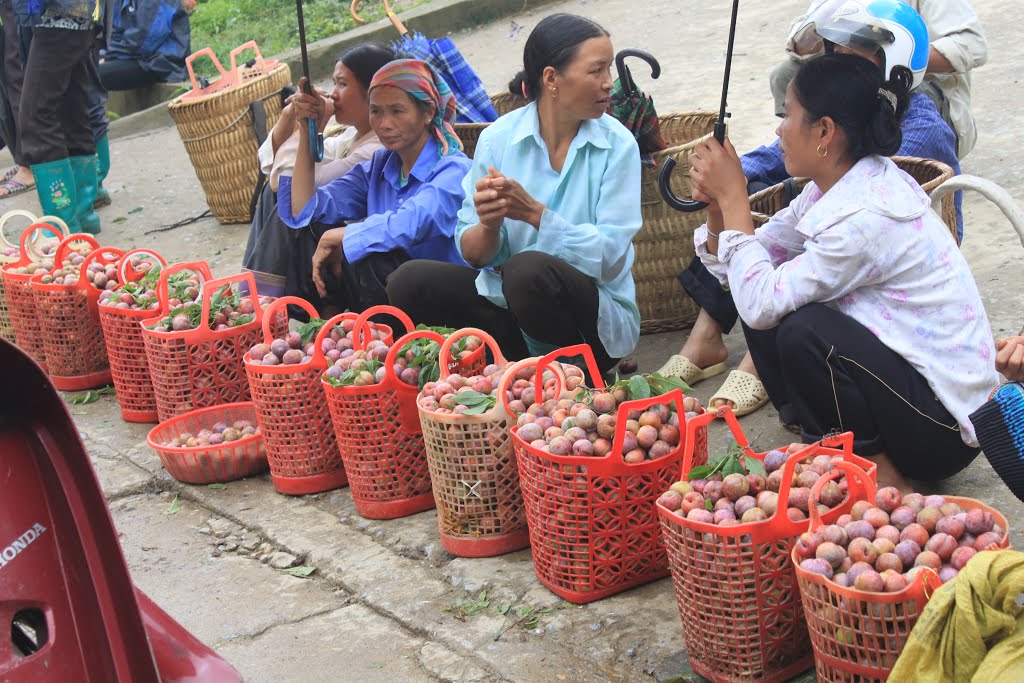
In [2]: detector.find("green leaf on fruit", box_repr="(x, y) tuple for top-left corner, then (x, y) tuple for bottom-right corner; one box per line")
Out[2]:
(282, 565), (316, 577)
(687, 464), (714, 481)
(297, 318), (326, 345)
(628, 375), (651, 400)
(453, 390), (496, 414)
(164, 495), (180, 516)
(705, 498), (714, 511)
(744, 455), (767, 477)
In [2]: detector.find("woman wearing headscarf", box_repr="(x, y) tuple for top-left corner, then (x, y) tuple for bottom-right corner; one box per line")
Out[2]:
(279, 58), (470, 315)
(387, 14), (642, 375)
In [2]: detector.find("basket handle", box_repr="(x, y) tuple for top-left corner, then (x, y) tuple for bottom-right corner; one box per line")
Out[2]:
(52, 233), (100, 270)
(259, 295), (317, 345)
(680, 405), (753, 478)
(350, 0), (408, 35)
(15, 222), (68, 264)
(78, 247), (125, 289)
(185, 47), (230, 95)
(229, 40), (267, 78)
(496, 355), (568, 417)
(806, 460), (878, 530)
(1, 210), (39, 249)
(152, 260), (213, 318)
(438, 327), (505, 379)
(610, 388), (686, 464)
(352, 304), (414, 350)
(198, 271), (263, 333)
(311, 311), (361, 366)
(116, 249), (167, 285)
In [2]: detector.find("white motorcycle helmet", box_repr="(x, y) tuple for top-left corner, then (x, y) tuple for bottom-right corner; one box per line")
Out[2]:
(791, 0), (930, 89)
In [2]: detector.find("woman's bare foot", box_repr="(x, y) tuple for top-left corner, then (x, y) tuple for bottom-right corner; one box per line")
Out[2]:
(866, 451), (911, 492)
(710, 351), (761, 411)
(678, 309), (729, 369)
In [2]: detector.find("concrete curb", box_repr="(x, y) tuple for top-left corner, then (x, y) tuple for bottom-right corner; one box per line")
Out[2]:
(109, 0), (559, 140)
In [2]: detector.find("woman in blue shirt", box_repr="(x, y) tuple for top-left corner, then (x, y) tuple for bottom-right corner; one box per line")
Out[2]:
(388, 14), (643, 373)
(280, 58), (471, 315)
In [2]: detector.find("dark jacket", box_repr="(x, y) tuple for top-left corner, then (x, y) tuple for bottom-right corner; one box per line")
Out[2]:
(13, 0), (101, 27)
(102, 0), (189, 82)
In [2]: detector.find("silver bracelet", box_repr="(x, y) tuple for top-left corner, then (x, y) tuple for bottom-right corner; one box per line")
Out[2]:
(707, 229), (723, 240)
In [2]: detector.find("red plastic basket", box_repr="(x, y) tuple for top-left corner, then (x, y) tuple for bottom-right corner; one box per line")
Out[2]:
(508, 345), (709, 604)
(657, 409), (879, 683)
(30, 239), (123, 391)
(0, 211), (67, 343)
(416, 328), (528, 557)
(320, 305), (440, 520)
(98, 249), (169, 422)
(142, 265), (286, 422)
(244, 297), (353, 495)
(1, 222), (72, 368)
(146, 402), (268, 484)
(793, 462), (1010, 682)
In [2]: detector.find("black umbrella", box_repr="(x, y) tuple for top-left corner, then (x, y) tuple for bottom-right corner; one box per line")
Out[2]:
(658, 0), (740, 212)
(295, 0), (324, 161)
(607, 49), (666, 155)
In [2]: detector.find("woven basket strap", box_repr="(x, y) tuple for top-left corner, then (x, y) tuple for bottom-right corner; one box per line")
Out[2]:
(178, 89), (281, 144)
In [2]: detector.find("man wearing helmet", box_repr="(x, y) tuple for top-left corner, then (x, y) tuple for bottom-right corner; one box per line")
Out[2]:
(657, 0), (966, 423)
(771, 0), (987, 158)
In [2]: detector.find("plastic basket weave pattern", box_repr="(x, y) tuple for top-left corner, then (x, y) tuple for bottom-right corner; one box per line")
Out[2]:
(658, 411), (879, 683)
(417, 329), (523, 557)
(0, 210), (55, 343)
(509, 345), (710, 604)
(98, 250), (169, 422)
(142, 266), (285, 422)
(1, 222), (72, 368)
(793, 463), (1010, 682)
(31, 240), (122, 391)
(146, 402), (268, 484)
(320, 306), (445, 520)
(245, 297), (353, 495)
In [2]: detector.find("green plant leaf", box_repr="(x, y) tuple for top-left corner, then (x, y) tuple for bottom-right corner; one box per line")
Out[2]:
(297, 318), (326, 345)
(495, 602), (511, 615)
(723, 458), (745, 476)
(164, 495), (180, 516)
(282, 565), (316, 577)
(207, 483), (227, 490)
(705, 498), (714, 511)
(744, 455), (767, 477)
(687, 464), (714, 481)
(67, 386), (116, 405)
(628, 375), (651, 400)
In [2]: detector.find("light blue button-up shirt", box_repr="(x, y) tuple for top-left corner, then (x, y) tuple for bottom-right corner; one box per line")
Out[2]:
(278, 136), (471, 266)
(455, 103), (643, 358)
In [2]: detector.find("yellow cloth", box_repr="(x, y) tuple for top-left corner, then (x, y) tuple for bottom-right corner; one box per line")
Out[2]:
(889, 550), (1024, 683)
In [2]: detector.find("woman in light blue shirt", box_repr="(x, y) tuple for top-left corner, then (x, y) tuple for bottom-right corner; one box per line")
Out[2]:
(388, 14), (642, 373)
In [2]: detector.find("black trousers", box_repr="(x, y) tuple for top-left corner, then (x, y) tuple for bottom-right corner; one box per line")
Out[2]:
(679, 255), (740, 333)
(744, 303), (979, 480)
(18, 28), (95, 164)
(0, 2), (24, 164)
(100, 59), (161, 91)
(386, 251), (618, 374)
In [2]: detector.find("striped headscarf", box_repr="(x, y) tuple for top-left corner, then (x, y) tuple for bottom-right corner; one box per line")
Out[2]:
(369, 59), (463, 158)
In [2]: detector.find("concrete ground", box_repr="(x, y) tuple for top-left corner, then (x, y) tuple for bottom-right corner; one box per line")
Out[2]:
(2, 0), (1022, 680)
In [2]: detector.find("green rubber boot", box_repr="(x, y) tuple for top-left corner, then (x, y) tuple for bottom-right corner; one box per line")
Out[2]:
(69, 155), (101, 234)
(94, 133), (111, 208)
(29, 158), (80, 233)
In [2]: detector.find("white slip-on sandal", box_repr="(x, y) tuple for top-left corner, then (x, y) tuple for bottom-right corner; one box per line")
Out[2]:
(654, 354), (728, 386)
(709, 370), (770, 417)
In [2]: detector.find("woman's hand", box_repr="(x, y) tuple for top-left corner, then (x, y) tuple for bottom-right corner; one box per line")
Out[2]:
(486, 167), (544, 229)
(311, 227), (345, 298)
(689, 136), (748, 210)
(995, 335), (1024, 382)
(473, 167), (509, 230)
(292, 77), (327, 133)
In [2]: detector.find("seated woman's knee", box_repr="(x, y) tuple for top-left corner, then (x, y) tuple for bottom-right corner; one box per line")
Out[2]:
(501, 251), (562, 299)
(385, 260), (433, 306)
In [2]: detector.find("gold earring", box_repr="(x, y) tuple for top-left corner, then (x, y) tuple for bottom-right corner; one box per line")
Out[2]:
(816, 144), (828, 158)
(550, 87), (557, 99)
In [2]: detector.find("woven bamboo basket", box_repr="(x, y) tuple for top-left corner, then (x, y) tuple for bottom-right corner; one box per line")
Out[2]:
(749, 156), (958, 243)
(635, 111), (718, 334)
(168, 42), (291, 225)
(453, 92), (528, 159)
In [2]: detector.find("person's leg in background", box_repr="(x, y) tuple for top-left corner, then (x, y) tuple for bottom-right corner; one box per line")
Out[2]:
(743, 303), (979, 489)
(99, 58), (162, 91)
(386, 260), (529, 361)
(0, 1), (34, 197)
(499, 251), (617, 375)
(20, 28), (98, 233)
(85, 47), (111, 208)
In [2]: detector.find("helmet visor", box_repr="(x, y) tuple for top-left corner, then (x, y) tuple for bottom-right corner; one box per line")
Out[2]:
(791, 0), (895, 56)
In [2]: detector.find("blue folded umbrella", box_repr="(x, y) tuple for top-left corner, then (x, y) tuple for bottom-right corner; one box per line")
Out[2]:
(971, 382), (1024, 502)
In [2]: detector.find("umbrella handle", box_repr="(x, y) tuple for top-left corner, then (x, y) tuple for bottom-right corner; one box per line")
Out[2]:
(350, 0), (408, 36)
(307, 118), (324, 162)
(614, 48), (661, 96)
(657, 121), (727, 213)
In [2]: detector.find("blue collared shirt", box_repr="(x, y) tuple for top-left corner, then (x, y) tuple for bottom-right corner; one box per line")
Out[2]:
(455, 102), (643, 358)
(740, 93), (964, 240)
(278, 136), (471, 265)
